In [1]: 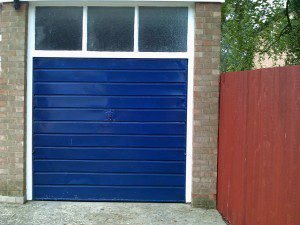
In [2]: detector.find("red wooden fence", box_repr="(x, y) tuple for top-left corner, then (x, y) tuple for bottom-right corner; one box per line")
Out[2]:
(217, 66), (300, 225)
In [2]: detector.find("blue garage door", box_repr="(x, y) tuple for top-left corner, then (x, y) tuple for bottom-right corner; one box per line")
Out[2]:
(33, 58), (187, 202)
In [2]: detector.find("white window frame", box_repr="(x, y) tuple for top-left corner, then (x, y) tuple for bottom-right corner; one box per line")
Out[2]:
(32, 3), (190, 56)
(26, 1), (195, 203)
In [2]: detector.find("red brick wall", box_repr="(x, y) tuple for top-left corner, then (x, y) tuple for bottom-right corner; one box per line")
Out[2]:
(192, 2), (221, 208)
(0, 3), (28, 202)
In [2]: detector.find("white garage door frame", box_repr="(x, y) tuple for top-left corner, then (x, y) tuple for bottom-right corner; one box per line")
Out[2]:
(26, 1), (195, 203)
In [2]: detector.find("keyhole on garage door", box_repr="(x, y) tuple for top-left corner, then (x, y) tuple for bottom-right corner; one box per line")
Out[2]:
(105, 110), (115, 121)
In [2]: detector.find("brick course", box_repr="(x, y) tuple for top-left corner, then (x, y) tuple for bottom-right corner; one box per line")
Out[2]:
(192, 3), (221, 208)
(0, 3), (28, 200)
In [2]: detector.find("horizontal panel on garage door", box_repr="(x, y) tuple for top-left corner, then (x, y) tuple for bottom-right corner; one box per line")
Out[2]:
(34, 122), (186, 134)
(33, 186), (185, 202)
(34, 173), (185, 186)
(34, 83), (186, 95)
(33, 58), (187, 70)
(33, 147), (185, 161)
(34, 109), (186, 122)
(34, 96), (186, 108)
(33, 58), (187, 202)
(34, 160), (185, 173)
(34, 70), (186, 83)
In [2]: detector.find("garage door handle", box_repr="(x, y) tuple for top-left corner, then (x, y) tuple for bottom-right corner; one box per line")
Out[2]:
(105, 110), (114, 121)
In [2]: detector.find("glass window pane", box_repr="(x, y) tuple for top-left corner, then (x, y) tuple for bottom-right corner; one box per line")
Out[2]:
(139, 7), (188, 52)
(35, 7), (83, 50)
(88, 7), (134, 51)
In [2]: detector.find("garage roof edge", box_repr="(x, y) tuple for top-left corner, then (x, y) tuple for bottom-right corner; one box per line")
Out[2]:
(0, 0), (225, 3)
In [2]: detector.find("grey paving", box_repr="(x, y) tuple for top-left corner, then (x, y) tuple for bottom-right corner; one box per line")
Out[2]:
(0, 201), (226, 225)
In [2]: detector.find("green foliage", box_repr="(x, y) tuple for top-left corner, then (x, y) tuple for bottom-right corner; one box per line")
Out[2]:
(285, 0), (300, 65)
(221, 0), (300, 72)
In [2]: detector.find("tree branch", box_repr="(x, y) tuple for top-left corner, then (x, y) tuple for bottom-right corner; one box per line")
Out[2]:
(286, 0), (292, 29)
(260, 0), (293, 54)
(260, 24), (290, 54)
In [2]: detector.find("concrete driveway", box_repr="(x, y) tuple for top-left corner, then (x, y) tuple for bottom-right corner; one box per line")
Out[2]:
(0, 201), (226, 225)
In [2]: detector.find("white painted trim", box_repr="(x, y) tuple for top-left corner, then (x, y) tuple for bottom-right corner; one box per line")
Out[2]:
(133, 6), (139, 52)
(32, 51), (189, 58)
(30, 1), (195, 7)
(26, 4), (35, 201)
(82, 6), (88, 51)
(26, 2), (195, 203)
(185, 4), (194, 204)
(1, 0), (224, 3)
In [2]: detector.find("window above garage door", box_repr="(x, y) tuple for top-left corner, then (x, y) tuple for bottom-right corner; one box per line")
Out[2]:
(35, 6), (188, 53)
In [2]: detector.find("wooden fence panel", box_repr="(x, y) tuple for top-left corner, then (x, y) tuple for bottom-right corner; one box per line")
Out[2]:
(217, 66), (300, 225)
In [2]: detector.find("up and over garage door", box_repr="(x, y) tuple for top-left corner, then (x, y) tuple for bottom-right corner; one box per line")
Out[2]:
(30, 5), (191, 202)
(32, 58), (187, 202)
